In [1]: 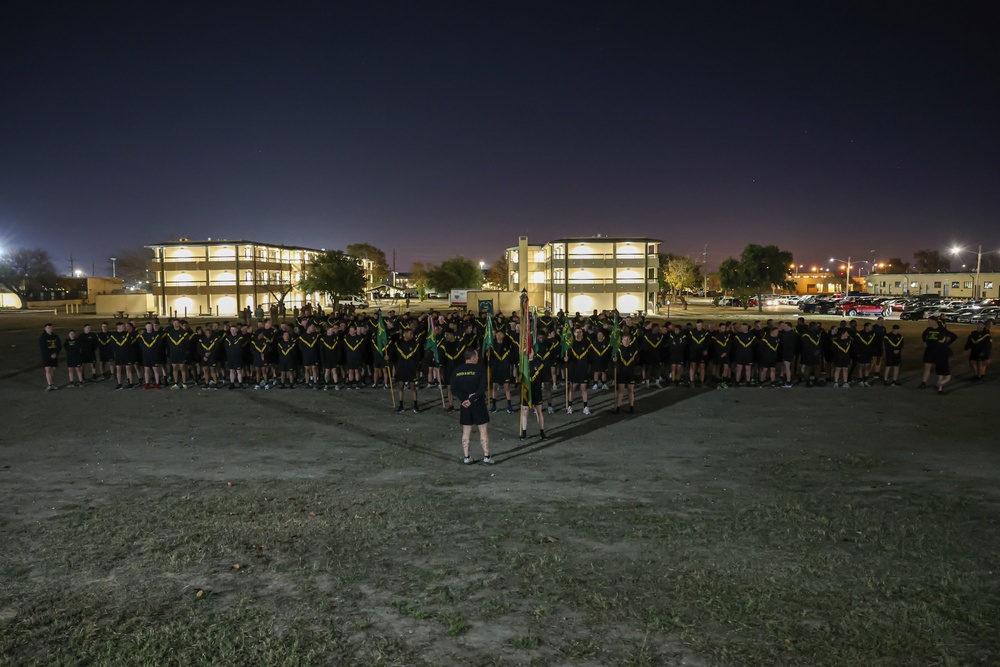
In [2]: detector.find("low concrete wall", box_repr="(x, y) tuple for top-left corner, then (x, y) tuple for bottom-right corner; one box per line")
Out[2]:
(95, 293), (157, 317)
(468, 290), (526, 316)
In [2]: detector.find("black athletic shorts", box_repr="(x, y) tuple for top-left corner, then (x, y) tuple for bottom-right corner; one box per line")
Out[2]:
(459, 400), (490, 426)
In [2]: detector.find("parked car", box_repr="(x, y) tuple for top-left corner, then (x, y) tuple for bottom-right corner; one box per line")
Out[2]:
(899, 306), (931, 321)
(840, 300), (891, 317)
(799, 296), (838, 314)
(938, 307), (978, 323)
(957, 307), (1000, 324)
(717, 296), (743, 307)
(882, 298), (910, 312)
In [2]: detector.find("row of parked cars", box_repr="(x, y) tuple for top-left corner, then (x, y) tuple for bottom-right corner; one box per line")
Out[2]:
(795, 294), (999, 322)
(901, 300), (1000, 324)
(716, 294), (804, 307)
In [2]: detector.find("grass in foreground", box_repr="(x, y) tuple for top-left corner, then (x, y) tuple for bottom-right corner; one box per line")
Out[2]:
(1, 449), (998, 666)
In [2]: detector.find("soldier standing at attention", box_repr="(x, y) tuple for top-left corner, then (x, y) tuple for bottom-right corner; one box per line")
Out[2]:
(39, 323), (62, 390)
(729, 323), (753, 387)
(831, 328), (854, 388)
(78, 324), (99, 382)
(165, 319), (191, 389)
(224, 323), (248, 389)
(612, 331), (640, 414)
(96, 322), (115, 380)
(520, 346), (548, 440)
(487, 328), (517, 414)
(564, 327), (592, 415)
(391, 327), (422, 413)
(871, 316), (887, 380)
(799, 322), (824, 387)
(687, 320), (710, 386)
(920, 317), (959, 394)
(109, 322), (135, 389)
(450, 348), (493, 465)
(882, 324), (904, 386)
(199, 326), (222, 388)
(853, 322), (877, 387)
(590, 328), (611, 391)
(137, 322), (164, 390)
(964, 321), (992, 382)
(64, 329), (84, 387)
(439, 328), (467, 411)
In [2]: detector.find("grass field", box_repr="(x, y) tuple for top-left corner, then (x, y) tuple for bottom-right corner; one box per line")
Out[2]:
(1, 310), (998, 666)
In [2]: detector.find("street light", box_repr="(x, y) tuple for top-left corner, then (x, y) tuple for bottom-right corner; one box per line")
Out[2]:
(951, 244), (982, 300)
(110, 256), (117, 278)
(829, 257), (870, 295)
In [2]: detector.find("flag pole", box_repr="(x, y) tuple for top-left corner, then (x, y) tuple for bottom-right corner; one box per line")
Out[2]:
(520, 290), (529, 437)
(386, 353), (395, 406)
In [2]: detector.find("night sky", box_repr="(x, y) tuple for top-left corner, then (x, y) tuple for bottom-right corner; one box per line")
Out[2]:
(2, 2), (998, 275)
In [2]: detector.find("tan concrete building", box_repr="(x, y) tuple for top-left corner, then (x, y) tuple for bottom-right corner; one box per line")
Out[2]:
(866, 271), (1000, 298)
(505, 235), (661, 314)
(146, 239), (375, 317)
(789, 270), (860, 294)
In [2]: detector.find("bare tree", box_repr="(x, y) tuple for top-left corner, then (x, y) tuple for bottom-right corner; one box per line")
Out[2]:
(109, 247), (154, 284)
(0, 248), (58, 308)
(486, 253), (508, 289)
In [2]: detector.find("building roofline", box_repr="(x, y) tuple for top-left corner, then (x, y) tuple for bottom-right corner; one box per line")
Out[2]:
(507, 236), (663, 251)
(547, 236), (663, 244)
(146, 239), (324, 253)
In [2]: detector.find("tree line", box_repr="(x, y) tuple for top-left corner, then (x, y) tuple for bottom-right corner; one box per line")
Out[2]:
(0, 242), (495, 309)
(2, 241), (988, 310)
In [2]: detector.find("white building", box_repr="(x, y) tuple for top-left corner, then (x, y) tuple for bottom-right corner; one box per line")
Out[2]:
(866, 271), (1000, 298)
(146, 239), (375, 317)
(505, 235), (661, 314)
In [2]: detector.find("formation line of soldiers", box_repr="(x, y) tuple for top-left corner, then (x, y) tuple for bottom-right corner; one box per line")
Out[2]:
(37, 311), (991, 404)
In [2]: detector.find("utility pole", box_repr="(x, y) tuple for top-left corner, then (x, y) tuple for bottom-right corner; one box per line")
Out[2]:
(702, 245), (708, 295)
(69, 254), (75, 276)
(392, 248), (397, 287)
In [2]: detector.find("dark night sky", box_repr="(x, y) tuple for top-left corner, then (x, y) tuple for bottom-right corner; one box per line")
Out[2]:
(2, 2), (998, 274)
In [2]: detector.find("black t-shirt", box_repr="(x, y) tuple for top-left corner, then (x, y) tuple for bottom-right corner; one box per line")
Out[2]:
(39, 332), (61, 360)
(450, 363), (486, 404)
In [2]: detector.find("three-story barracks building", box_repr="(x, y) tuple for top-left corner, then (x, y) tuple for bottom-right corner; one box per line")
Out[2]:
(147, 238), (373, 318)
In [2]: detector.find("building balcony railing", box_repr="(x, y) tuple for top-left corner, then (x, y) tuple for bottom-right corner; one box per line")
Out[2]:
(549, 252), (658, 261)
(546, 256), (658, 269)
(548, 278), (657, 293)
(154, 284), (306, 297)
(552, 278), (651, 286)
(154, 280), (297, 289)
(159, 257), (305, 268)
